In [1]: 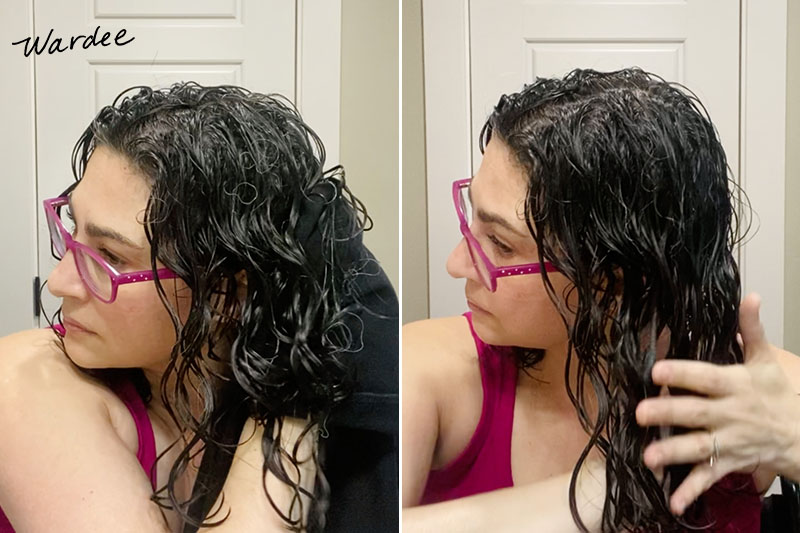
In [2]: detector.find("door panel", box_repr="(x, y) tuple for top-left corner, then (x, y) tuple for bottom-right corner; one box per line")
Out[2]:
(522, 41), (683, 85)
(94, 0), (239, 18)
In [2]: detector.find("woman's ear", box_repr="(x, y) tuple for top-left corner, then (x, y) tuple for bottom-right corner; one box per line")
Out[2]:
(235, 269), (248, 308)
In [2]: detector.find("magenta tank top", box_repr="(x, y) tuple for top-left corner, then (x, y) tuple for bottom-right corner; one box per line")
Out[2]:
(420, 313), (761, 531)
(0, 370), (157, 532)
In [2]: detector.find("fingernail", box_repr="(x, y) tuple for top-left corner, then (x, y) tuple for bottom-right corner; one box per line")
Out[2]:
(652, 465), (664, 483)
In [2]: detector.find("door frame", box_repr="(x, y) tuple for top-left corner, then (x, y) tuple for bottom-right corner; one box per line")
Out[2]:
(2, 0), (39, 334)
(422, 0), (788, 346)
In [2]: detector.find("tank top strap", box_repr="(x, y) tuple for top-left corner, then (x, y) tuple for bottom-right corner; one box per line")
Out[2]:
(455, 311), (509, 470)
(106, 377), (158, 491)
(464, 311), (517, 480)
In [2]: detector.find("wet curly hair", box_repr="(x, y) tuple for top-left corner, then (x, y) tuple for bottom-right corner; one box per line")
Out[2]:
(45, 82), (373, 531)
(480, 68), (751, 531)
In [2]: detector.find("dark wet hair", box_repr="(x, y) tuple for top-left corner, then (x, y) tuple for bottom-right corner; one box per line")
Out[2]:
(46, 82), (372, 531)
(480, 68), (750, 531)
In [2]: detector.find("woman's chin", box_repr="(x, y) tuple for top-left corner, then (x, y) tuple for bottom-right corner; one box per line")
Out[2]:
(470, 315), (551, 350)
(470, 316), (509, 346)
(62, 337), (106, 369)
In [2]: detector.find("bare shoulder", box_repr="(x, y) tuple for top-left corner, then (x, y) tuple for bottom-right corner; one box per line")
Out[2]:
(0, 329), (84, 385)
(403, 316), (476, 368)
(402, 315), (482, 399)
(0, 330), (169, 532)
(0, 328), (63, 362)
(0, 329), (108, 429)
(0, 329), (139, 454)
(0, 328), (111, 401)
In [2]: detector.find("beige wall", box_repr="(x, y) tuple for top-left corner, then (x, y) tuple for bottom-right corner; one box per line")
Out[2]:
(340, 0), (399, 290)
(402, 0), (429, 323)
(785, 0), (800, 353)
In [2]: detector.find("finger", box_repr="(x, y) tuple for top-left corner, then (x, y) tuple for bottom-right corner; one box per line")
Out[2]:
(636, 396), (719, 429)
(670, 463), (723, 516)
(642, 430), (716, 469)
(739, 293), (771, 363)
(651, 360), (742, 397)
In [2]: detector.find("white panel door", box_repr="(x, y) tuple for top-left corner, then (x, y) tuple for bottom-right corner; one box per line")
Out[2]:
(425, 0), (743, 321)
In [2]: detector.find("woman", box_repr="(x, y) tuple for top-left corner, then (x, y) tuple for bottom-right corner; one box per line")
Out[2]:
(0, 83), (398, 532)
(403, 68), (765, 531)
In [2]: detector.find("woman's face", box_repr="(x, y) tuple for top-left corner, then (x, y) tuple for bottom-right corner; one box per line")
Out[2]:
(446, 138), (572, 349)
(47, 145), (191, 372)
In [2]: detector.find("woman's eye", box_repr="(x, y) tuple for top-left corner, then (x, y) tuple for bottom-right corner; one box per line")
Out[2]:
(488, 234), (514, 256)
(99, 248), (123, 267)
(64, 209), (76, 231)
(62, 207), (125, 267)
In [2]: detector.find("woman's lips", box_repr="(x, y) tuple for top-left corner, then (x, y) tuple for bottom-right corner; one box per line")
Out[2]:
(62, 317), (94, 334)
(466, 300), (490, 315)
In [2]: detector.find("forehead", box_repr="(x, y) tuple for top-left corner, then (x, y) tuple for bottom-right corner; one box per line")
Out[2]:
(471, 138), (529, 221)
(70, 146), (151, 246)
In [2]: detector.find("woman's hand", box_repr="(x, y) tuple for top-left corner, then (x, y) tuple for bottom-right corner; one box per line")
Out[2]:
(635, 293), (800, 515)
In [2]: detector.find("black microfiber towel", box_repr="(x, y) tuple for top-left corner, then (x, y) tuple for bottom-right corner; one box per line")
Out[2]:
(298, 179), (399, 532)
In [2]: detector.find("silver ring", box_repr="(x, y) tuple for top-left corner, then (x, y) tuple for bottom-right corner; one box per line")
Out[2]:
(709, 433), (720, 468)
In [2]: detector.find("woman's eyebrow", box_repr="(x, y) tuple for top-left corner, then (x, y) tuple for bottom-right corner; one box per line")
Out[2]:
(68, 196), (144, 250)
(85, 222), (144, 250)
(467, 185), (528, 238)
(476, 208), (527, 238)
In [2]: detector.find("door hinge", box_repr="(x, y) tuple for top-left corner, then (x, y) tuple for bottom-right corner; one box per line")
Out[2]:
(33, 276), (40, 320)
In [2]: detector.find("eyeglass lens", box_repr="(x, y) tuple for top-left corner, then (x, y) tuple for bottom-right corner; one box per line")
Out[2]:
(458, 186), (493, 289)
(49, 205), (114, 301)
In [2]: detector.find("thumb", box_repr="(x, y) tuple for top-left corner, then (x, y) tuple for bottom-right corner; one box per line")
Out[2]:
(739, 292), (770, 363)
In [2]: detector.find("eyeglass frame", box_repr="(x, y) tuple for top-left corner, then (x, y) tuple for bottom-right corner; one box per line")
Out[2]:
(43, 195), (179, 303)
(452, 178), (558, 292)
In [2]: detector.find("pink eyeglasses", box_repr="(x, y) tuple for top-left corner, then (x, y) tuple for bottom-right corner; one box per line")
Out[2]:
(43, 195), (179, 303)
(452, 178), (557, 292)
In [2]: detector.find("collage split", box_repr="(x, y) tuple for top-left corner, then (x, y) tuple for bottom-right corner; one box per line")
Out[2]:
(1, 0), (799, 531)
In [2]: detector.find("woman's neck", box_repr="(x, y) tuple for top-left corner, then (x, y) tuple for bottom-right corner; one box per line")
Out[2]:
(518, 340), (570, 387)
(141, 363), (180, 428)
(140, 341), (231, 427)
(518, 340), (598, 415)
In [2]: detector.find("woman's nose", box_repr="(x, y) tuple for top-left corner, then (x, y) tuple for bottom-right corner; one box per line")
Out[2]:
(446, 237), (478, 282)
(47, 250), (90, 301)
